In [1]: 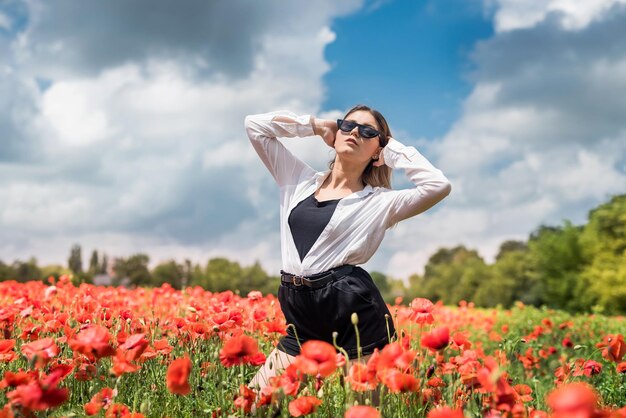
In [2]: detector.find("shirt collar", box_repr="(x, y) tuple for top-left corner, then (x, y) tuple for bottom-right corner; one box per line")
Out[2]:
(314, 170), (374, 201)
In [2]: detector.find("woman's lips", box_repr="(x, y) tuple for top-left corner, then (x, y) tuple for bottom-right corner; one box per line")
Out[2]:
(346, 138), (358, 145)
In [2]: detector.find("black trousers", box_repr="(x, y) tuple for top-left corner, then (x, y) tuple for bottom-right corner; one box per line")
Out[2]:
(276, 265), (396, 359)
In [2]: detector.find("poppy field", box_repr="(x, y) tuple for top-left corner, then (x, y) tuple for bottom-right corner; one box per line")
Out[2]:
(1, 276), (626, 417)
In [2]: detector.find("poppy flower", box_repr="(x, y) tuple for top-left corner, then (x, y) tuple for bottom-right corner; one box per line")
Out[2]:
(0, 339), (17, 362)
(105, 403), (130, 418)
(0, 370), (36, 389)
(617, 362), (626, 373)
(597, 334), (626, 363)
(345, 362), (377, 392)
(110, 349), (140, 377)
(427, 406), (465, 418)
(233, 384), (256, 413)
(84, 387), (116, 416)
(288, 396), (322, 417)
(375, 343), (416, 374)
(166, 355), (192, 395)
(293, 340), (337, 377)
(6, 365), (72, 412)
(379, 369), (419, 393)
(421, 327), (450, 352)
(219, 335), (263, 367)
(276, 363), (304, 397)
(20, 337), (59, 368)
(409, 298), (434, 324)
(68, 326), (115, 359)
(546, 382), (599, 418)
(119, 333), (149, 361)
(345, 405), (381, 418)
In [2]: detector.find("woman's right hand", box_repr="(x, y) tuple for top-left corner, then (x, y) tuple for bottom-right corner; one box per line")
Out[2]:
(312, 118), (337, 148)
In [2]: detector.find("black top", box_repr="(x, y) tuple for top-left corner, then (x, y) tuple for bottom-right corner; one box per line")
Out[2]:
(288, 192), (341, 262)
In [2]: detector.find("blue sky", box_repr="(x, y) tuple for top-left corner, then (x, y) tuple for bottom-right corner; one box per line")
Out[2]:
(324, 0), (492, 138)
(0, 0), (625, 279)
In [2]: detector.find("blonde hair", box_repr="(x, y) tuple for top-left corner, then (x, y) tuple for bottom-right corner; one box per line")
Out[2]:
(329, 104), (393, 189)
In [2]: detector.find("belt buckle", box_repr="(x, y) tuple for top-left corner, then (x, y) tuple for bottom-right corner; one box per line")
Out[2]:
(292, 275), (303, 286)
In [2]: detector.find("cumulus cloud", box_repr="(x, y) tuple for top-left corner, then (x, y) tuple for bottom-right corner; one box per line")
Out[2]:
(379, 0), (626, 278)
(0, 0), (363, 269)
(487, 0), (626, 32)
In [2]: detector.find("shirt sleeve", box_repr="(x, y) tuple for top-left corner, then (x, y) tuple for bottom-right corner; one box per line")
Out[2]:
(244, 110), (317, 187)
(381, 138), (452, 228)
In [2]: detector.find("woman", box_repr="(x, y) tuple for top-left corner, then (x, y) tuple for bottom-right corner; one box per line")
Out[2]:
(244, 105), (451, 396)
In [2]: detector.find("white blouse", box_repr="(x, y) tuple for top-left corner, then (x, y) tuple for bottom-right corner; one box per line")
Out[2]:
(245, 110), (452, 276)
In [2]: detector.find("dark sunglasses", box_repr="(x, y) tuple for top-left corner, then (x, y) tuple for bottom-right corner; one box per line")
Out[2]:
(337, 119), (382, 140)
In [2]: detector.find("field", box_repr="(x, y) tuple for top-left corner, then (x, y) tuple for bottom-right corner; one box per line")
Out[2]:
(1, 276), (625, 417)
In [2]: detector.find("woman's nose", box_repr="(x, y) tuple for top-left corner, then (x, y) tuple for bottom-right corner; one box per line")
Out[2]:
(350, 126), (360, 138)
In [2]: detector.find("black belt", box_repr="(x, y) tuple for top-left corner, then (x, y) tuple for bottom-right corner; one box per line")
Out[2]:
(280, 265), (354, 289)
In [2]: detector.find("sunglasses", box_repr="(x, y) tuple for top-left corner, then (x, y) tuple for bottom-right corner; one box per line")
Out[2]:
(337, 119), (382, 140)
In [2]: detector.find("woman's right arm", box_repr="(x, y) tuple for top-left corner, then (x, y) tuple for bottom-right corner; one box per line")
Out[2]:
(244, 110), (318, 187)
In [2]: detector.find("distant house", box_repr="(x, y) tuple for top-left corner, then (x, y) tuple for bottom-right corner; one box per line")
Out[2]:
(93, 274), (130, 287)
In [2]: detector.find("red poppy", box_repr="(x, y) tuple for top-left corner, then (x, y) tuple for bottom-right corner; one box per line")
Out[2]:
(375, 342), (416, 374)
(233, 384), (256, 413)
(6, 365), (72, 412)
(573, 359), (603, 377)
(379, 369), (419, 393)
(293, 340), (337, 377)
(0, 339), (17, 362)
(105, 403), (130, 418)
(110, 349), (140, 377)
(21, 337), (60, 368)
(427, 406), (465, 418)
(119, 333), (149, 361)
(219, 335), (263, 367)
(68, 326), (115, 359)
(345, 405), (381, 418)
(0, 369), (37, 389)
(288, 396), (322, 417)
(617, 362), (626, 373)
(409, 298), (434, 324)
(596, 334), (626, 363)
(84, 387), (116, 416)
(546, 382), (599, 418)
(276, 364), (304, 397)
(421, 327), (450, 352)
(166, 355), (192, 395)
(345, 362), (377, 392)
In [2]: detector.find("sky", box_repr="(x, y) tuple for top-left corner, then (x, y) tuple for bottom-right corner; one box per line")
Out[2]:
(0, 0), (625, 280)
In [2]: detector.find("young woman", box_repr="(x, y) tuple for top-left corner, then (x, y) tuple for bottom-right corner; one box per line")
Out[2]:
(244, 105), (451, 396)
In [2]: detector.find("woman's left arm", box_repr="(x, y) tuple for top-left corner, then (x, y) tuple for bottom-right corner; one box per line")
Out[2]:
(379, 138), (452, 228)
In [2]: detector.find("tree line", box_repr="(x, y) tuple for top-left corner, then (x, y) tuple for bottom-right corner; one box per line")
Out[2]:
(1, 193), (624, 313)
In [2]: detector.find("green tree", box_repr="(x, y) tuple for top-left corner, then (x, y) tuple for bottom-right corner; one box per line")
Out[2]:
(113, 254), (151, 287)
(40, 264), (72, 282)
(88, 250), (99, 275)
(68, 244), (83, 274)
(200, 258), (243, 292)
(152, 260), (184, 289)
(100, 253), (109, 275)
(0, 260), (16, 281)
(420, 246), (489, 305)
(12, 257), (42, 282)
(574, 194), (626, 314)
(527, 222), (584, 311)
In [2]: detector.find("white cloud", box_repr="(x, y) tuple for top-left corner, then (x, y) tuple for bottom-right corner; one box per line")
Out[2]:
(0, 11), (11, 31)
(0, 0), (365, 274)
(488, 0), (626, 32)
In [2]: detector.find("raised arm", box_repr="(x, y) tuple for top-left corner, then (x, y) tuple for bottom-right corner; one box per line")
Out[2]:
(381, 138), (452, 228)
(244, 110), (318, 187)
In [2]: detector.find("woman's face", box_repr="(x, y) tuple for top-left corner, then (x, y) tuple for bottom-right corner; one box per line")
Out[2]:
(334, 110), (383, 165)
